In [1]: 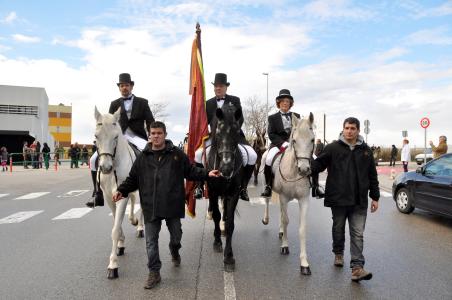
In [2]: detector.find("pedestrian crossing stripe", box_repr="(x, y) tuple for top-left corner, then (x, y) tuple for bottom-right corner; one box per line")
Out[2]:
(0, 193), (9, 198)
(14, 192), (50, 200)
(0, 211), (44, 224)
(52, 208), (93, 220)
(381, 191), (392, 198)
(57, 190), (89, 198)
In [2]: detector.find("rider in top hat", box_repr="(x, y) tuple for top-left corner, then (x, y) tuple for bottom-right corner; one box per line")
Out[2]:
(261, 89), (324, 198)
(109, 73), (155, 150)
(194, 73), (257, 201)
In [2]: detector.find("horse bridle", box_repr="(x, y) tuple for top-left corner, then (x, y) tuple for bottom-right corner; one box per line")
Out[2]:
(214, 148), (240, 180)
(278, 127), (315, 183)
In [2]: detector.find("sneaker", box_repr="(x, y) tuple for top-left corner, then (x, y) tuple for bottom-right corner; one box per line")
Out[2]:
(144, 272), (161, 289)
(334, 254), (344, 267)
(351, 267), (372, 282)
(260, 185), (272, 197)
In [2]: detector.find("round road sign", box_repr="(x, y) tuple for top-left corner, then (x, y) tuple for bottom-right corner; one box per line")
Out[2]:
(420, 117), (430, 129)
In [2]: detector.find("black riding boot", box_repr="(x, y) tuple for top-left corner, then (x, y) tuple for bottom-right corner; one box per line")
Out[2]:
(311, 172), (325, 199)
(239, 164), (255, 201)
(260, 165), (273, 197)
(194, 163), (204, 199)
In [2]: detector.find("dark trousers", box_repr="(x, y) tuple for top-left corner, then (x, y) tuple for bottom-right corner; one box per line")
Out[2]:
(402, 161), (408, 172)
(145, 218), (182, 273)
(389, 156), (396, 166)
(331, 206), (367, 268)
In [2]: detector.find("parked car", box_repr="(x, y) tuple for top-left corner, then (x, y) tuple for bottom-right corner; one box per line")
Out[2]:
(415, 148), (433, 165)
(392, 153), (452, 217)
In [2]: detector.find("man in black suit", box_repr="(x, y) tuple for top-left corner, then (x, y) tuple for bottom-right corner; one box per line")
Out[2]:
(109, 73), (154, 150)
(194, 73), (257, 201)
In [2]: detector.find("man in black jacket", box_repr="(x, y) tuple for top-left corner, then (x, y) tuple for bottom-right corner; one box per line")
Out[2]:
(109, 73), (154, 150)
(194, 73), (257, 201)
(113, 121), (219, 289)
(311, 117), (380, 282)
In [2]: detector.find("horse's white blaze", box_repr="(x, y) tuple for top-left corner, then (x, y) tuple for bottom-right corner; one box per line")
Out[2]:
(0, 211), (43, 224)
(52, 208), (92, 220)
(14, 192), (50, 200)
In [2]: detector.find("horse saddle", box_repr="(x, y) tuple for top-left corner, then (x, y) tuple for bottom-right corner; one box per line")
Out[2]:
(128, 142), (142, 158)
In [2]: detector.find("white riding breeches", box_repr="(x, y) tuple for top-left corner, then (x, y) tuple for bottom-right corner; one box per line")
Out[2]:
(265, 141), (289, 166)
(195, 143), (257, 166)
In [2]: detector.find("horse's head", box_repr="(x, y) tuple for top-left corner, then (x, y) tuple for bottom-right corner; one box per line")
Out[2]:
(254, 128), (267, 152)
(94, 106), (122, 174)
(290, 112), (315, 176)
(213, 103), (242, 178)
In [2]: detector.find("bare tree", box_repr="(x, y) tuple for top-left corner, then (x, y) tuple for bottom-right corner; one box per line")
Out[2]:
(243, 96), (270, 142)
(150, 102), (169, 121)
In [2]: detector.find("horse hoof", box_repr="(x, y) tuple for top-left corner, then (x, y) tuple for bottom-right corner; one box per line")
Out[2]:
(262, 218), (269, 225)
(278, 232), (283, 239)
(300, 266), (312, 276)
(213, 241), (223, 253)
(136, 230), (144, 238)
(224, 258), (236, 272)
(206, 211), (213, 220)
(107, 268), (118, 279)
(117, 247), (125, 256)
(280, 246), (289, 255)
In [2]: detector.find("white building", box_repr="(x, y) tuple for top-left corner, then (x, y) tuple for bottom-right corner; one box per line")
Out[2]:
(0, 85), (54, 155)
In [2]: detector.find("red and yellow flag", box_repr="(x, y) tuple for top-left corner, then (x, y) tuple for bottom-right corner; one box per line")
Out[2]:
(185, 23), (208, 218)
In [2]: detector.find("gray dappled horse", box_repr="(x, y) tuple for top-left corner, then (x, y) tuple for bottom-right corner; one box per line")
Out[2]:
(205, 103), (244, 272)
(94, 107), (144, 279)
(262, 113), (315, 275)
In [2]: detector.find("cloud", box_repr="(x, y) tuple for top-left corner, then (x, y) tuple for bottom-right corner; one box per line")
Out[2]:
(373, 47), (408, 62)
(415, 1), (452, 18)
(405, 27), (452, 45)
(12, 34), (41, 43)
(1, 11), (17, 24)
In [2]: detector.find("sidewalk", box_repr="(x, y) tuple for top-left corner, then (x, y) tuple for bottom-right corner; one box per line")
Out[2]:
(376, 161), (418, 192)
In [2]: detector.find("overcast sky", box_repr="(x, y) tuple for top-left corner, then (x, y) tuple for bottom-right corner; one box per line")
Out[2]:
(1, 0), (451, 148)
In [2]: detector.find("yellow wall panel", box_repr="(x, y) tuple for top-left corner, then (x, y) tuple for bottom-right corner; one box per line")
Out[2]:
(49, 117), (72, 126)
(51, 132), (71, 142)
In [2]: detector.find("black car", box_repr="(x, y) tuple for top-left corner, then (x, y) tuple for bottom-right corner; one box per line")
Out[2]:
(392, 153), (452, 217)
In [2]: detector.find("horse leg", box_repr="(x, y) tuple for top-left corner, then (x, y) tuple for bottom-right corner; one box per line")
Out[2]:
(262, 197), (270, 225)
(223, 195), (239, 272)
(130, 192), (144, 238)
(298, 197), (311, 275)
(107, 199), (127, 279)
(279, 195), (290, 255)
(253, 161), (259, 186)
(210, 196), (222, 253)
(219, 198), (225, 236)
(128, 193), (138, 226)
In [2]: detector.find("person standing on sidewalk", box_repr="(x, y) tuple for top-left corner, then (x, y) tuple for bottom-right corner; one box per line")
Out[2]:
(401, 139), (411, 172)
(42, 143), (51, 170)
(389, 145), (398, 166)
(113, 121), (219, 289)
(429, 135), (448, 158)
(311, 117), (380, 282)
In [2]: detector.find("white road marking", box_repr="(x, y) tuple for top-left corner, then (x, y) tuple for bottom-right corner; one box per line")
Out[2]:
(381, 191), (392, 198)
(249, 197), (268, 205)
(108, 203), (141, 216)
(15, 192), (50, 200)
(224, 271), (237, 300)
(57, 190), (89, 198)
(0, 193), (9, 198)
(0, 211), (44, 224)
(52, 208), (92, 220)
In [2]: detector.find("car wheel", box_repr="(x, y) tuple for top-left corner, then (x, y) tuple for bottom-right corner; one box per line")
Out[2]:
(396, 188), (414, 214)
(416, 161), (422, 165)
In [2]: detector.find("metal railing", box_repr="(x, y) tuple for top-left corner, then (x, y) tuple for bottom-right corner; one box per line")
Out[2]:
(4, 152), (92, 172)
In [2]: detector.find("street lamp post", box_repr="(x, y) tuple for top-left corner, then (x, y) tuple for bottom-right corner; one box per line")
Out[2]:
(262, 72), (269, 116)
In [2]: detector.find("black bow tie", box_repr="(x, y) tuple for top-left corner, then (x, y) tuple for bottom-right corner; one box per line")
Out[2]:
(281, 112), (290, 117)
(122, 96), (132, 101)
(216, 97), (225, 102)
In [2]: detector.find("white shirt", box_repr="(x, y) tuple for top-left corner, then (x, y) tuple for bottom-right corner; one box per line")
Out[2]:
(123, 94), (134, 119)
(401, 144), (411, 162)
(280, 110), (292, 132)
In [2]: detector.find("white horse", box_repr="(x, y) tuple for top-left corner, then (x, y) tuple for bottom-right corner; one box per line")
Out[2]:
(94, 107), (144, 279)
(261, 113), (315, 275)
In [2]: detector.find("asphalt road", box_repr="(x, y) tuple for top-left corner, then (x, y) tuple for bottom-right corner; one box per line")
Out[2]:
(0, 166), (451, 299)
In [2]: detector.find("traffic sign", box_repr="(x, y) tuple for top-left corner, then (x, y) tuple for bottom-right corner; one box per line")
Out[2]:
(402, 130), (408, 137)
(420, 117), (430, 129)
(364, 127), (370, 135)
(364, 119), (370, 127)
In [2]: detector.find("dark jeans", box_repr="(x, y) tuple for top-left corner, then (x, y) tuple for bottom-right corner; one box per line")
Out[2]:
(402, 161), (408, 172)
(331, 206), (367, 268)
(389, 156), (396, 166)
(145, 218), (182, 272)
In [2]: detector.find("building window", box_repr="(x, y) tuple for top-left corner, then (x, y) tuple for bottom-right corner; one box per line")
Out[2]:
(0, 105), (39, 116)
(56, 112), (60, 118)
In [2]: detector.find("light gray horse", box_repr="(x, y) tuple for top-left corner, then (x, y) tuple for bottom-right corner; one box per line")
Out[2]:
(94, 107), (144, 279)
(261, 113), (315, 275)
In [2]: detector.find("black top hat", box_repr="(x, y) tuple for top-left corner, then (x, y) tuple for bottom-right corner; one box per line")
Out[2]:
(276, 89), (293, 101)
(117, 73), (134, 86)
(212, 73), (230, 86)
